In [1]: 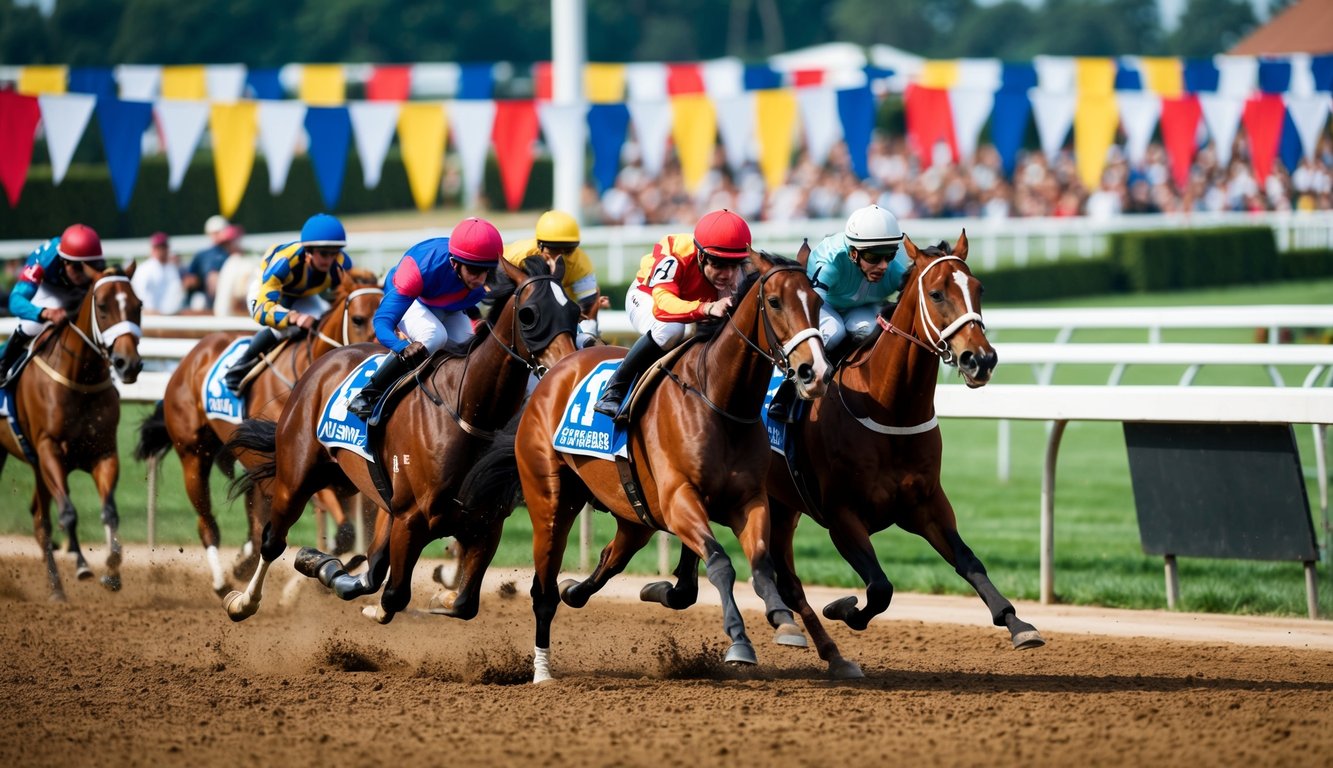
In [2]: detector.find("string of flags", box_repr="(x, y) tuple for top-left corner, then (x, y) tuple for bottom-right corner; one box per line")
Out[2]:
(0, 49), (1330, 217)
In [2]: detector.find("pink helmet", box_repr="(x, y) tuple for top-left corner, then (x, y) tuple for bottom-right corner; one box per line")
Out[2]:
(448, 218), (503, 268)
(693, 209), (751, 260)
(58, 223), (104, 262)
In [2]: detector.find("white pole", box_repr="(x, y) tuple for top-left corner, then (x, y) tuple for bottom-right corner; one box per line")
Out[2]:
(551, 0), (586, 222)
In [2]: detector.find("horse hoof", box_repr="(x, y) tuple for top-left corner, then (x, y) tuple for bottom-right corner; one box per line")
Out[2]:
(361, 604), (392, 625)
(829, 658), (865, 680)
(724, 642), (757, 666)
(212, 582), (232, 599)
(558, 579), (587, 608)
(533, 668), (553, 684)
(222, 590), (256, 622)
(773, 622), (808, 648)
(1013, 629), (1046, 650)
(639, 581), (673, 606)
(75, 566), (94, 581)
(822, 595), (859, 624)
(100, 574), (122, 592)
(49, 590), (67, 603)
(333, 523), (356, 556)
(428, 590), (458, 613)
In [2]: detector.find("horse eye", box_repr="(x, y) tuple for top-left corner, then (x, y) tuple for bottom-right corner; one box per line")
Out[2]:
(928, 290), (944, 302)
(352, 317), (366, 327)
(766, 296), (780, 309)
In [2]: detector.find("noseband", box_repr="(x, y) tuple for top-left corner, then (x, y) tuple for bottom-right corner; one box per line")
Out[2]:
(727, 264), (824, 381)
(880, 254), (984, 366)
(69, 275), (143, 361)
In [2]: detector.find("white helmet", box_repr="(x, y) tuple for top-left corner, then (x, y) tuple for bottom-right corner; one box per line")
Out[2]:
(844, 205), (903, 250)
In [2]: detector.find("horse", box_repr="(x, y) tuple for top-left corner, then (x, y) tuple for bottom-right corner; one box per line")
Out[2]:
(134, 269), (383, 596)
(222, 255), (581, 624)
(0, 264), (143, 601)
(459, 250), (831, 683)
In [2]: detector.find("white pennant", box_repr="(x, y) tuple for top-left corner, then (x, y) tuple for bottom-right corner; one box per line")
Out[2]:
(625, 63), (668, 103)
(205, 65), (247, 101)
(712, 93), (755, 173)
(1199, 94), (1245, 166)
(1115, 91), (1162, 166)
(1029, 89), (1076, 160)
(448, 100), (497, 207)
(701, 58), (744, 100)
(1285, 95), (1331, 162)
(410, 63), (460, 98)
(627, 100), (673, 178)
(1287, 53), (1315, 98)
(258, 100), (307, 194)
(1214, 55), (1257, 98)
(348, 101), (400, 189)
(115, 65), (161, 100)
(37, 94), (95, 185)
(947, 88), (995, 163)
(957, 59), (1002, 93)
(797, 86), (842, 167)
(1033, 55), (1076, 94)
(154, 100), (210, 190)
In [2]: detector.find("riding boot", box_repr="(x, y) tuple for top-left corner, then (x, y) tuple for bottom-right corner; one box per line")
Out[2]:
(767, 378), (798, 423)
(348, 351), (415, 427)
(0, 329), (35, 386)
(592, 334), (665, 422)
(224, 327), (279, 395)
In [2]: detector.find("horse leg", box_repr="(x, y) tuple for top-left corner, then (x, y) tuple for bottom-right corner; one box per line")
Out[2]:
(34, 440), (91, 581)
(669, 496), (755, 666)
(89, 454), (123, 592)
(222, 461), (323, 622)
(639, 542), (701, 610)
(30, 482), (64, 601)
(769, 501), (862, 679)
(429, 515), (504, 621)
(179, 450), (229, 595)
(232, 484), (267, 582)
(729, 495), (806, 650)
(528, 474), (581, 683)
(821, 511), (894, 631)
(312, 488), (355, 556)
(296, 506), (391, 600)
(560, 516), (653, 608)
(364, 512), (431, 624)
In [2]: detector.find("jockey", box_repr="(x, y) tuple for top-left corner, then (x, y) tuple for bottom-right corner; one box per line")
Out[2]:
(502, 209), (602, 348)
(769, 204), (907, 422)
(0, 224), (107, 385)
(223, 213), (351, 395)
(591, 209), (751, 421)
(347, 217), (503, 425)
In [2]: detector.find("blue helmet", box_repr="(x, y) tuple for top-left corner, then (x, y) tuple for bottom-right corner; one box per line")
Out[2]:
(300, 213), (346, 248)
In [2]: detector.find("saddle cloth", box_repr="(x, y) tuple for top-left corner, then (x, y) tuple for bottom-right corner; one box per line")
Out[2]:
(315, 353), (388, 462)
(0, 385), (38, 465)
(551, 359), (629, 462)
(202, 338), (250, 424)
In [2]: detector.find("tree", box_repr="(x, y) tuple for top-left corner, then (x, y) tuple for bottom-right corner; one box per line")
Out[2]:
(0, 0), (53, 64)
(1168, 0), (1258, 57)
(48, 0), (125, 66)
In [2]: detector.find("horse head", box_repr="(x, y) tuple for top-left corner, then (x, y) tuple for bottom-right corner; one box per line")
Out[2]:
(496, 256), (580, 377)
(316, 268), (384, 347)
(82, 262), (143, 384)
(900, 230), (996, 387)
(739, 250), (830, 401)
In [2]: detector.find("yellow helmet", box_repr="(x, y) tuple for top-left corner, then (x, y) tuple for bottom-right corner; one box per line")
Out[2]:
(535, 210), (580, 247)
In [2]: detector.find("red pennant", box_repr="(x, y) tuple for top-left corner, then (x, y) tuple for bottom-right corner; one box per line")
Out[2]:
(492, 100), (539, 211)
(532, 62), (552, 101)
(666, 64), (704, 96)
(1159, 95), (1201, 190)
(792, 69), (824, 88)
(1242, 94), (1285, 184)
(366, 66), (412, 101)
(903, 85), (958, 169)
(0, 90), (40, 207)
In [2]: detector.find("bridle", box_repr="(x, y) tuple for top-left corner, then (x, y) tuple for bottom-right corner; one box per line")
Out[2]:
(315, 286), (384, 348)
(36, 275), (142, 392)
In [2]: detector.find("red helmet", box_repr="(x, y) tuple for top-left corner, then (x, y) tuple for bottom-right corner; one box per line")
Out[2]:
(58, 223), (104, 262)
(693, 209), (751, 260)
(448, 217), (503, 268)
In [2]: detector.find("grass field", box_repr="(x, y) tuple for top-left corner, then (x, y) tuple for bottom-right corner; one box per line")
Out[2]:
(1, 277), (1330, 618)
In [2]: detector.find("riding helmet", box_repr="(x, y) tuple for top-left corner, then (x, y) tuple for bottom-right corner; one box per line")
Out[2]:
(535, 210), (580, 248)
(300, 213), (347, 248)
(844, 205), (903, 250)
(693, 209), (751, 260)
(57, 223), (104, 262)
(448, 218), (504, 268)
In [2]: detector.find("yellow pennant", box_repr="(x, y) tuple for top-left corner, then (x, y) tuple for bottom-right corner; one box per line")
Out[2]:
(300, 65), (346, 106)
(918, 60), (959, 90)
(18, 66), (67, 96)
(1139, 57), (1183, 99)
(755, 89), (797, 190)
(671, 93), (716, 193)
(585, 63), (627, 104)
(398, 103), (448, 211)
(209, 102), (258, 218)
(160, 66), (207, 100)
(1074, 94), (1120, 190)
(1076, 58), (1117, 98)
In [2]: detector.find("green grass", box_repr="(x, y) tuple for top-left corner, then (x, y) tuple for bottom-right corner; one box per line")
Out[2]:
(1, 278), (1330, 618)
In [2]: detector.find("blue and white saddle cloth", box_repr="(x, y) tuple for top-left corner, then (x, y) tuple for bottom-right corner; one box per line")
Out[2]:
(0, 384), (38, 465)
(202, 338), (250, 424)
(315, 354), (388, 462)
(551, 359), (629, 461)
(761, 368), (790, 457)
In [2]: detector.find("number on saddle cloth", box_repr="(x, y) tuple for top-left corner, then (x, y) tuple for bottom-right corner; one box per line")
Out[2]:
(552, 359), (630, 462)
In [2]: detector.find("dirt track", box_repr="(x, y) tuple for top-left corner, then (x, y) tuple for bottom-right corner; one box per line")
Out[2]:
(2, 539), (1332, 768)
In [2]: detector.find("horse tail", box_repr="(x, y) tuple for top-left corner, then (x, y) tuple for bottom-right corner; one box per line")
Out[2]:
(134, 400), (171, 461)
(458, 409), (523, 521)
(225, 419), (278, 501)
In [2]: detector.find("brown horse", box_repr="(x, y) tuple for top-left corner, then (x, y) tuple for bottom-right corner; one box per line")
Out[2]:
(223, 256), (580, 623)
(0, 264), (143, 601)
(460, 251), (831, 683)
(134, 269), (383, 596)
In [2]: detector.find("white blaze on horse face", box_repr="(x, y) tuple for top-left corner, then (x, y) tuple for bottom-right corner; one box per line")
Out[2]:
(951, 270), (976, 316)
(115, 290), (128, 319)
(795, 287), (831, 385)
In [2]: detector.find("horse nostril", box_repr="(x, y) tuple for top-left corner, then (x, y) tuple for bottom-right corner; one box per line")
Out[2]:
(113, 357), (126, 370)
(797, 363), (814, 384)
(959, 351), (975, 370)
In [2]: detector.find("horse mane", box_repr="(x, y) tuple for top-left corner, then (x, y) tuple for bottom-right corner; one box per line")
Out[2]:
(436, 255), (557, 358)
(335, 268), (381, 299)
(99, 264), (128, 278)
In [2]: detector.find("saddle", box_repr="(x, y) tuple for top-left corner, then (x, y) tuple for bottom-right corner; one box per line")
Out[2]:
(231, 336), (296, 393)
(618, 339), (698, 425)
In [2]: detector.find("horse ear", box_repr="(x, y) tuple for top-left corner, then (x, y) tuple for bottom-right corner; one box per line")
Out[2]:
(796, 238), (810, 268)
(124, 259), (137, 279)
(954, 229), (968, 261)
(748, 247), (772, 272)
(499, 256), (526, 284)
(902, 234), (924, 266)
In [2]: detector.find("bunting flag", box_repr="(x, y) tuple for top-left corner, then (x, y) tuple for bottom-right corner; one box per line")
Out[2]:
(585, 63), (627, 104)
(1242, 94), (1285, 183)
(348, 101), (400, 189)
(713, 93), (754, 173)
(666, 64), (705, 96)
(160, 66), (207, 100)
(947, 88), (994, 163)
(1116, 91), (1162, 167)
(1285, 95), (1331, 162)
(1074, 94), (1119, 188)
(409, 63), (460, 98)
(397, 102), (447, 211)
(1138, 57), (1183, 98)
(532, 62), (553, 101)
(257, 100), (306, 194)
(539, 101), (588, 204)
(246, 69), (284, 100)
(796, 85), (842, 167)
(1279, 111), (1302, 176)
(300, 65), (346, 106)
(1257, 58), (1291, 95)
(626, 100), (672, 178)
(1034, 56), (1076, 94)
(1183, 58), (1220, 93)
(837, 85), (875, 179)
(447, 99), (497, 207)
(210, 101), (258, 218)
(670, 93), (716, 192)
(69, 68), (116, 100)
(458, 64), (495, 99)
(587, 103), (629, 193)
(115, 65), (161, 100)
(205, 65), (247, 101)
(95, 98), (153, 211)
(305, 107), (352, 208)
(1029, 89), (1075, 161)
(1216, 56), (1258, 98)
(0, 91), (40, 206)
(904, 85), (958, 168)
(154, 99), (210, 190)
(1199, 94), (1245, 166)
(917, 60), (959, 90)
(702, 58), (744, 100)
(990, 89), (1032, 178)
(492, 101), (539, 211)
(18, 65), (67, 96)
(755, 88), (797, 190)
(367, 65), (412, 101)
(626, 62), (668, 102)
(37, 94), (95, 185)
(1159, 95), (1202, 189)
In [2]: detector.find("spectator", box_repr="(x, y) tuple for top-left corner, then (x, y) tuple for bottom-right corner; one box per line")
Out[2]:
(213, 227), (261, 317)
(183, 215), (233, 311)
(130, 231), (185, 315)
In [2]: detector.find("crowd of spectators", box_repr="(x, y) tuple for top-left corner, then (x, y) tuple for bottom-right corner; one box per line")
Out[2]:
(590, 133), (1333, 227)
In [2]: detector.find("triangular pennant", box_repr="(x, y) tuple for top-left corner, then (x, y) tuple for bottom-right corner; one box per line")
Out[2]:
(1034, 55), (1076, 94)
(154, 99), (210, 190)
(367, 65), (412, 101)
(625, 63), (668, 102)
(1279, 111), (1303, 174)
(397, 102), (447, 211)
(1199, 94), (1245, 167)
(701, 58), (744, 100)
(1029, 89), (1076, 161)
(68, 68), (116, 100)
(115, 65), (161, 100)
(1160, 95), (1202, 190)
(492, 101), (539, 211)
(1284, 95), (1331, 162)
(796, 86), (843, 167)
(1074, 94), (1120, 189)
(904, 85), (958, 168)
(626, 100), (673, 178)
(0, 91), (41, 206)
(210, 101), (258, 218)
(587, 103), (629, 193)
(18, 65), (67, 96)
(1115, 91), (1162, 167)
(301, 65), (346, 106)
(585, 63), (627, 104)
(160, 66), (206, 100)
(205, 65), (247, 101)
(409, 63), (460, 98)
(37, 94), (95, 185)
(257, 100), (307, 195)
(1215, 56), (1257, 98)
(755, 89), (797, 189)
(989, 90), (1031, 177)
(947, 88), (994, 163)
(348, 101), (400, 189)
(1138, 57), (1183, 98)
(447, 99), (497, 207)
(96, 97), (154, 211)
(837, 86), (876, 179)
(1242, 94), (1285, 183)
(712, 93), (754, 173)
(458, 64), (495, 100)
(670, 94), (716, 192)
(538, 101), (588, 208)
(305, 107), (352, 208)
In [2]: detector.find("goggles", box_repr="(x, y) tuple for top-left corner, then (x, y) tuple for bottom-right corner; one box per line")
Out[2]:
(539, 241), (578, 256)
(855, 244), (899, 266)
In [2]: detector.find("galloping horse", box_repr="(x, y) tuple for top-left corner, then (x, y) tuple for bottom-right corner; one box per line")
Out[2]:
(223, 256), (580, 623)
(461, 251), (830, 682)
(0, 264), (143, 601)
(135, 269), (383, 595)
(767, 231), (1042, 675)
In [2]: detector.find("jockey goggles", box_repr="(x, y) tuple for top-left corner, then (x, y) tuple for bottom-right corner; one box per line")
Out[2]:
(694, 240), (747, 269)
(855, 244), (899, 266)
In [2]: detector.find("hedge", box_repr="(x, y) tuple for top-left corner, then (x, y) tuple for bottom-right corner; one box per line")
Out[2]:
(1108, 227), (1279, 292)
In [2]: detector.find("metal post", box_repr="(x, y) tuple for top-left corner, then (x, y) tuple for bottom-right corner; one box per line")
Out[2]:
(551, 0), (586, 221)
(997, 419), (1010, 482)
(146, 455), (158, 549)
(1305, 561), (1319, 619)
(657, 531), (669, 576)
(579, 505), (592, 572)
(1040, 419), (1068, 605)
(352, 495), (366, 554)
(1164, 554), (1180, 610)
